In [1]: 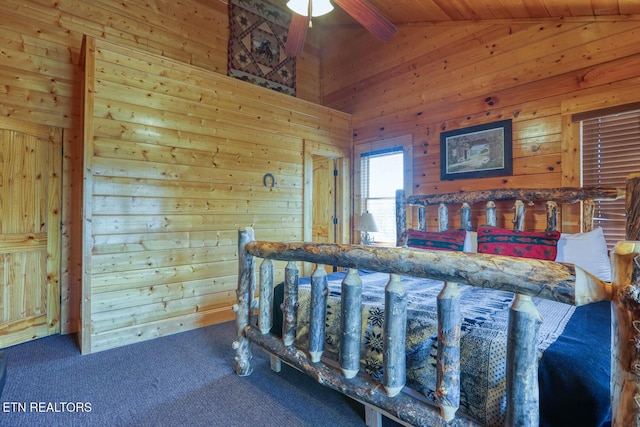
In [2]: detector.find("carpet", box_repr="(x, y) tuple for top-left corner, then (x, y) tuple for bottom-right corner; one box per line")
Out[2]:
(228, 0), (296, 96)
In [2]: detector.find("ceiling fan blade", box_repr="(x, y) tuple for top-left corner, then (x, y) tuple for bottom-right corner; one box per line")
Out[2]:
(332, 0), (397, 42)
(285, 13), (310, 57)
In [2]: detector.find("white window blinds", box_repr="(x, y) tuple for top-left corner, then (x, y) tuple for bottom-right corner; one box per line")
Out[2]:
(360, 147), (404, 244)
(582, 110), (640, 247)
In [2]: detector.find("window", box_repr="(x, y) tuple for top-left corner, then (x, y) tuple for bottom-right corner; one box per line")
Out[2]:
(581, 109), (640, 248)
(360, 147), (404, 244)
(355, 136), (412, 245)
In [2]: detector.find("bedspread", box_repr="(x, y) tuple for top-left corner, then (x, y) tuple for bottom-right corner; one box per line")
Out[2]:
(288, 271), (577, 426)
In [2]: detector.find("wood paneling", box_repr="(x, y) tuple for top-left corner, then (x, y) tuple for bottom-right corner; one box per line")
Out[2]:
(0, 0), (228, 129)
(276, 0), (640, 28)
(6, 0), (637, 350)
(0, 0), (324, 336)
(322, 18), (640, 234)
(81, 37), (350, 353)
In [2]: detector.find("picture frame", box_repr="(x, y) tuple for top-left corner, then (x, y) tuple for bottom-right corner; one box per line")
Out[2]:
(440, 119), (513, 181)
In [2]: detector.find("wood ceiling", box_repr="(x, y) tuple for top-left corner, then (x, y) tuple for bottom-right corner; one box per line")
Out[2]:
(341, 0), (640, 23)
(272, 0), (640, 28)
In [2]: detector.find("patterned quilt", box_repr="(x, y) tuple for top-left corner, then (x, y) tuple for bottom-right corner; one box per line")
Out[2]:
(293, 271), (575, 426)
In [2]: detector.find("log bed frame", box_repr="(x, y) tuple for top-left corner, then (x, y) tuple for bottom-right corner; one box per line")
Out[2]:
(234, 173), (640, 427)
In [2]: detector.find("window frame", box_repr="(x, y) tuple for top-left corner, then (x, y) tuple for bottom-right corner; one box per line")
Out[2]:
(353, 135), (413, 245)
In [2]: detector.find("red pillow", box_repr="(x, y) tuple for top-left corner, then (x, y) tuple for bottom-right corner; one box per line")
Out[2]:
(406, 229), (466, 251)
(477, 226), (560, 260)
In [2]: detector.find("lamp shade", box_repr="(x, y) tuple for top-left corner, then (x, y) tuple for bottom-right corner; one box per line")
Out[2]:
(286, 0), (334, 17)
(355, 212), (379, 232)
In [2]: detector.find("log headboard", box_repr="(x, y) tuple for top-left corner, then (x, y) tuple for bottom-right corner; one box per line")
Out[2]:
(395, 186), (626, 247)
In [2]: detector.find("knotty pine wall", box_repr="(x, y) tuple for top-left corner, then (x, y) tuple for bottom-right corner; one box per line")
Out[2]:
(321, 19), (640, 231)
(81, 37), (349, 353)
(0, 0), (326, 340)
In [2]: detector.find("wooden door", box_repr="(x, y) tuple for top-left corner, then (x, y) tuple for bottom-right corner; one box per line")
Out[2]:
(312, 155), (339, 274)
(0, 118), (61, 348)
(312, 156), (336, 244)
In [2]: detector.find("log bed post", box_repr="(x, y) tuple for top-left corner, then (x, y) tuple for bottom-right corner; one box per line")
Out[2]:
(513, 200), (525, 231)
(460, 203), (471, 231)
(396, 189), (407, 246)
(418, 206), (426, 231)
(383, 273), (407, 397)
(282, 261), (300, 346)
(545, 201), (557, 233)
(505, 294), (542, 426)
(341, 268), (363, 378)
(438, 203), (448, 231)
(611, 173), (640, 426)
(582, 199), (595, 232)
(506, 199), (543, 425)
(611, 241), (640, 426)
(436, 281), (461, 422)
(309, 264), (328, 362)
(259, 258), (274, 334)
(486, 201), (497, 227)
(626, 173), (640, 241)
(233, 227), (255, 376)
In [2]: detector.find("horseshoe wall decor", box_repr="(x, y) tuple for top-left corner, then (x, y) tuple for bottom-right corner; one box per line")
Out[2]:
(263, 173), (276, 188)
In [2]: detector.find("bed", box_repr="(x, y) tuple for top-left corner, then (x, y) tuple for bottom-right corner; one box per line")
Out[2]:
(233, 173), (640, 427)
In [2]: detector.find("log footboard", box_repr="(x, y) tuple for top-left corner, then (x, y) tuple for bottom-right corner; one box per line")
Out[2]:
(245, 323), (476, 427)
(234, 233), (629, 426)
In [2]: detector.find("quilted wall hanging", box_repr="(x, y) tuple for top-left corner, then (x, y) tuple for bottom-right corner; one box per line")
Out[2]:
(228, 0), (296, 96)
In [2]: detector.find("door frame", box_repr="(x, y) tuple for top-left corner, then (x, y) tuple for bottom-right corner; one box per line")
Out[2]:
(303, 140), (350, 274)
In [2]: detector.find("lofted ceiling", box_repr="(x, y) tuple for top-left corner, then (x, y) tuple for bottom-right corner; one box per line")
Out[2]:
(270, 0), (640, 29)
(331, 0), (640, 24)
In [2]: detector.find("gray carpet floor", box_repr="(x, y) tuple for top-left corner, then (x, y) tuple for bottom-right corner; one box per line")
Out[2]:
(0, 320), (391, 427)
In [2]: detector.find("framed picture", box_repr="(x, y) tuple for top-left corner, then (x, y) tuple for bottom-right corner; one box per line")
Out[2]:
(440, 119), (513, 181)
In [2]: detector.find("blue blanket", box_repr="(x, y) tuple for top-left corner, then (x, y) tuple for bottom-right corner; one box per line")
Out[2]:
(272, 270), (611, 426)
(539, 300), (611, 427)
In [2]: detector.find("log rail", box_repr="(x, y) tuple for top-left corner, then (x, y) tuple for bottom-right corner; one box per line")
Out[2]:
(233, 174), (640, 427)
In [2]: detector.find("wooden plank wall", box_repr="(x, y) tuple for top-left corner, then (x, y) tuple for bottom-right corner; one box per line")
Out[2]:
(320, 19), (640, 231)
(81, 37), (350, 353)
(0, 0), (323, 336)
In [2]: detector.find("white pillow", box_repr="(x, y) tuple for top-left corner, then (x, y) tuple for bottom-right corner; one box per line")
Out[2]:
(554, 227), (611, 282)
(463, 231), (478, 253)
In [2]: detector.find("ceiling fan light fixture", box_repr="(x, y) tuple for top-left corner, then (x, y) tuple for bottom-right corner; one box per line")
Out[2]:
(286, 0), (334, 17)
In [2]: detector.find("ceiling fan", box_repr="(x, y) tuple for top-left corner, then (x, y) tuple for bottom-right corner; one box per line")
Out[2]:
(285, 0), (397, 57)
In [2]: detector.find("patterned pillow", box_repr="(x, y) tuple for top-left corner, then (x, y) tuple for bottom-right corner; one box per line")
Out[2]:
(406, 229), (467, 251)
(477, 226), (560, 260)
